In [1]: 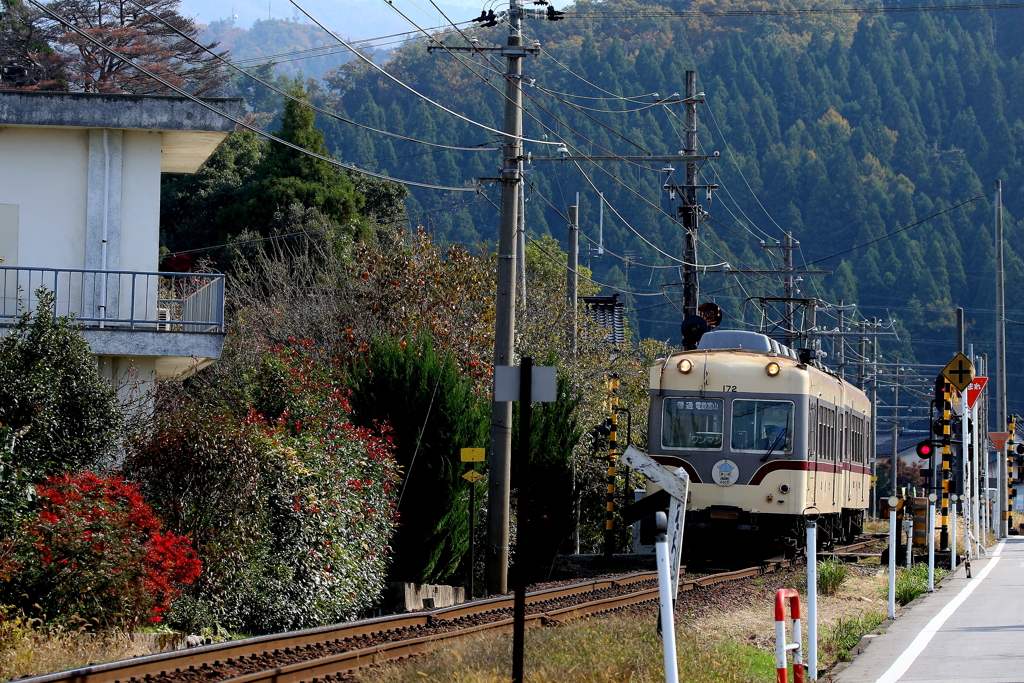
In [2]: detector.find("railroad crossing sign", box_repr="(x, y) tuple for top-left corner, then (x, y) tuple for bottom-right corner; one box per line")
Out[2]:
(462, 469), (484, 483)
(989, 432), (1010, 451)
(941, 352), (975, 392)
(966, 376), (989, 410)
(622, 445), (689, 599)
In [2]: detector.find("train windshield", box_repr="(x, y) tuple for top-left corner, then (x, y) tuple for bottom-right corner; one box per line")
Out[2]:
(731, 400), (794, 453)
(662, 398), (724, 450)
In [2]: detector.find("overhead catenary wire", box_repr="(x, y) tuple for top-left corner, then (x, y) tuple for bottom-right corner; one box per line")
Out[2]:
(476, 189), (667, 297)
(28, 0), (480, 193)
(523, 174), (723, 270)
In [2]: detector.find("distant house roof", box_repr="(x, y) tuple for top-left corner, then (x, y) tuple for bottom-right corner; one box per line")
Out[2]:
(0, 90), (244, 172)
(582, 293), (626, 344)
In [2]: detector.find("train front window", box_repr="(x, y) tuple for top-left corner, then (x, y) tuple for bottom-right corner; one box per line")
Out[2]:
(731, 400), (794, 453)
(662, 398), (724, 450)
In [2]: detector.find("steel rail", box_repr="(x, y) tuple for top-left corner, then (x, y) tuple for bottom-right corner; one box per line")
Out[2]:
(24, 541), (873, 683)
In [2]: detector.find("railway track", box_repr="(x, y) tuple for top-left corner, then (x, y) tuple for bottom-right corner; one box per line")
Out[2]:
(24, 540), (876, 683)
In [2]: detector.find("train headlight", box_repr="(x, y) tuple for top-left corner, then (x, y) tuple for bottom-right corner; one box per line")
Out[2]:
(765, 361), (781, 377)
(678, 358), (694, 374)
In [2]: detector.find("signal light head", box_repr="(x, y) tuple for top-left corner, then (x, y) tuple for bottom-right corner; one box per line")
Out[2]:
(916, 440), (935, 459)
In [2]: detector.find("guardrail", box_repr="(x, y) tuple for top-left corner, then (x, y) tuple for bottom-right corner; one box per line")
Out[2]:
(0, 266), (225, 333)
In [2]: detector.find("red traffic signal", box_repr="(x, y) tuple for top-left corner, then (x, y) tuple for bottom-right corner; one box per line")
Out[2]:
(917, 440), (937, 459)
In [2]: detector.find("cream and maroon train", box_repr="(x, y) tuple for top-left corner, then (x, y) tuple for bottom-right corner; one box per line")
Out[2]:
(646, 329), (871, 563)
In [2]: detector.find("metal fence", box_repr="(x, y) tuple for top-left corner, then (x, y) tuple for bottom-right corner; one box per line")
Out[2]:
(0, 266), (225, 333)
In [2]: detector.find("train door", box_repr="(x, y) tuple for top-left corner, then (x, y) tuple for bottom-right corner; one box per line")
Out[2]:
(832, 408), (840, 506)
(844, 409), (852, 503)
(808, 400), (818, 504)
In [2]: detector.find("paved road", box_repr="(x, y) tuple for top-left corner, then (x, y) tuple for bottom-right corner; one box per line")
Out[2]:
(832, 537), (1024, 683)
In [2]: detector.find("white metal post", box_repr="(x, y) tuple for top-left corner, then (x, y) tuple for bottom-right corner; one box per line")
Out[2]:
(806, 516), (818, 681)
(888, 496), (897, 619)
(950, 494), (958, 571)
(654, 512), (679, 683)
(927, 493), (936, 592)
(962, 388), (971, 564)
(905, 501), (913, 568)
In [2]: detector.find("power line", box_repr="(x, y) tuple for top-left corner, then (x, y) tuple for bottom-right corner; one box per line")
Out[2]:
(807, 195), (990, 265)
(125, 0), (496, 152)
(567, 3), (1024, 18)
(164, 195), (486, 256)
(226, 21), (475, 66)
(28, 0), (478, 193)
(288, 0), (561, 146)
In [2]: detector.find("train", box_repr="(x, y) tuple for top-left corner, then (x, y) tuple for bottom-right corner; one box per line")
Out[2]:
(642, 328), (871, 565)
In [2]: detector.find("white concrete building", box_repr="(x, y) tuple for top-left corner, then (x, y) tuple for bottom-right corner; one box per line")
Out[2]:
(0, 90), (243, 396)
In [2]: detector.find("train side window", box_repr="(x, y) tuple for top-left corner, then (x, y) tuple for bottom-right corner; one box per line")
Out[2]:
(731, 400), (794, 453)
(662, 397), (724, 450)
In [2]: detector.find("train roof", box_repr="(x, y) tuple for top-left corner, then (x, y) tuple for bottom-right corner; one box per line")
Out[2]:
(697, 330), (800, 359)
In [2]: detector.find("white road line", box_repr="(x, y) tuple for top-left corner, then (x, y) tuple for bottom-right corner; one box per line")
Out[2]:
(875, 541), (1006, 683)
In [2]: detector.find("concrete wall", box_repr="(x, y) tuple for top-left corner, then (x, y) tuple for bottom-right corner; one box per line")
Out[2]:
(120, 130), (161, 274)
(383, 583), (466, 612)
(0, 126), (88, 270)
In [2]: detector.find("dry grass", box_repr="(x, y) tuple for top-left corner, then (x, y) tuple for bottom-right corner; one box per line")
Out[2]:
(354, 615), (776, 683)
(688, 562), (888, 673)
(357, 565), (891, 683)
(0, 618), (175, 682)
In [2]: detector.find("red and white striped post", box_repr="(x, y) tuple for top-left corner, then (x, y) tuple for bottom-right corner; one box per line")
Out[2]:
(775, 588), (805, 683)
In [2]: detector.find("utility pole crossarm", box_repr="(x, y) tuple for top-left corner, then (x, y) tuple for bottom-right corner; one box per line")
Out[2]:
(529, 154), (718, 162)
(427, 44), (540, 55)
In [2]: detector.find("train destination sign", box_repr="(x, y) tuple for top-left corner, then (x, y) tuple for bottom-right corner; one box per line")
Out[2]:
(966, 376), (988, 410)
(940, 352), (975, 392)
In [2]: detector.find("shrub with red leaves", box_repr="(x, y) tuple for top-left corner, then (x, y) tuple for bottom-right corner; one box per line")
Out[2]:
(1, 472), (200, 628)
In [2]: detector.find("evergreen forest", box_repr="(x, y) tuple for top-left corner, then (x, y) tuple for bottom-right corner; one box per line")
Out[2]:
(189, 0), (1024, 411)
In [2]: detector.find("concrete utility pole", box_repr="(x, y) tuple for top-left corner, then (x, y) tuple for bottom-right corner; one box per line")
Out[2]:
(567, 205), (578, 359)
(517, 176), (526, 313)
(681, 70), (699, 318)
(892, 361), (900, 498)
(837, 299), (846, 380)
(783, 231), (795, 346)
(870, 318), (879, 499)
(487, 0), (525, 595)
(996, 179), (1008, 537)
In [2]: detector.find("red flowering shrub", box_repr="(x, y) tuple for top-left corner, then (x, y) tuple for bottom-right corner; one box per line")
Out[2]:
(1, 472), (200, 628)
(126, 339), (399, 634)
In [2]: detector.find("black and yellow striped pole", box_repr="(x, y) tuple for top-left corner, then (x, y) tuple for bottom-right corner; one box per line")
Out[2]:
(940, 381), (951, 550)
(1008, 416), (1016, 531)
(604, 374), (619, 559)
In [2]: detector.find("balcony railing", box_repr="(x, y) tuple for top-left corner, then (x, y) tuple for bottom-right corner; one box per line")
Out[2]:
(0, 266), (225, 333)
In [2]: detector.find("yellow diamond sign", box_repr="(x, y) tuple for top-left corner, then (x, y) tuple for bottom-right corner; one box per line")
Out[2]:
(941, 352), (975, 393)
(462, 470), (484, 483)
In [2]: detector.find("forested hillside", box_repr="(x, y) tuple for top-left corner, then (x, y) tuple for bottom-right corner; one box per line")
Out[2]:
(199, 18), (389, 80)
(225, 0), (1024, 406)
